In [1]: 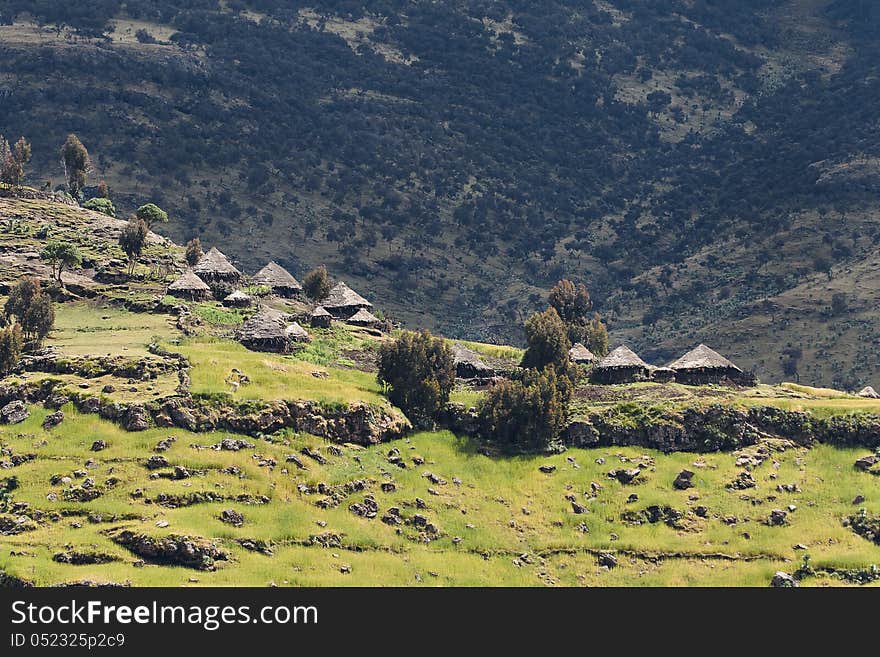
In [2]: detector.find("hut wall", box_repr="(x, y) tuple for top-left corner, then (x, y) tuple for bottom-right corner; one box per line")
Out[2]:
(240, 337), (291, 354)
(327, 304), (368, 319)
(674, 367), (747, 386)
(168, 288), (210, 301)
(590, 366), (649, 385)
(311, 315), (332, 328)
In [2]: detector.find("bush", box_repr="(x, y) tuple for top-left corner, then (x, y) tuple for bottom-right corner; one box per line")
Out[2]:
(521, 307), (570, 370)
(0, 324), (23, 374)
(479, 366), (571, 453)
(39, 240), (82, 282)
(83, 197), (116, 217)
(302, 265), (331, 301)
(377, 330), (455, 428)
(4, 278), (54, 345)
(185, 238), (204, 266)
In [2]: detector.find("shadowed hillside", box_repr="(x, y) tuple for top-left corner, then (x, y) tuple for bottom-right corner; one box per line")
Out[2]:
(1, 0), (879, 387)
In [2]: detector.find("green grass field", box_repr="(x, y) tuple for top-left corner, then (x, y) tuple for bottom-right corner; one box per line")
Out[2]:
(2, 405), (879, 586)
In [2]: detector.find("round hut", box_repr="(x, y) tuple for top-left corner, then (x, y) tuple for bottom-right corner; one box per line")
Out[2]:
(668, 344), (747, 386)
(285, 322), (311, 344)
(590, 345), (651, 384)
(252, 261), (303, 298)
(166, 270), (211, 301)
(193, 246), (242, 283)
(310, 306), (332, 328)
(569, 342), (596, 365)
(323, 281), (373, 319)
(346, 308), (380, 328)
(236, 306), (292, 353)
(223, 290), (252, 308)
(451, 343), (494, 380)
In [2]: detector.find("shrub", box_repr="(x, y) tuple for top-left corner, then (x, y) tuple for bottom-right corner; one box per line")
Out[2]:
(185, 238), (204, 266)
(302, 265), (331, 301)
(4, 278), (54, 345)
(83, 197), (116, 217)
(479, 366), (571, 453)
(521, 307), (570, 370)
(0, 324), (23, 374)
(60, 134), (91, 198)
(377, 330), (455, 428)
(119, 217), (149, 276)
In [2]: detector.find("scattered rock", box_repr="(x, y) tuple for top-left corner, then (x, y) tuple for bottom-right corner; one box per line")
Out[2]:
(0, 401), (29, 425)
(767, 509), (788, 526)
(608, 468), (641, 485)
(673, 469), (695, 490)
(571, 501), (588, 514)
(539, 464), (556, 474)
(53, 551), (117, 565)
(853, 495), (866, 505)
(154, 437), (176, 452)
(219, 509), (244, 527)
(854, 455), (880, 472)
(90, 440), (107, 452)
(145, 455), (170, 470)
(42, 411), (64, 429)
(770, 572), (798, 588)
(728, 471), (756, 490)
(597, 552), (618, 568)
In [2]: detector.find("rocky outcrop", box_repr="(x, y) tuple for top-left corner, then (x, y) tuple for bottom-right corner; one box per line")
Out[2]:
(112, 531), (229, 571)
(0, 400), (29, 425)
(562, 404), (880, 453)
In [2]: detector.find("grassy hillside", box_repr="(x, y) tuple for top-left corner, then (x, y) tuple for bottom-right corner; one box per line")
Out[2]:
(1, 1), (879, 386)
(0, 195), (876, 587)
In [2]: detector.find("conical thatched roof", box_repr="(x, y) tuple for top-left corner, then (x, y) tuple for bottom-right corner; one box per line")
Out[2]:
(285, 321), (310, 342)
(193, 247), (241, 278)
(167, 270), (210, 293)
(238, 306), (288, 341)
(569, 342), (595, 363)
(324, 281), (372, 310)
(224, 290), (252, 303)
(858, 386), (880, 399)
(252, 261), (302, 291)
(347, 308), (380, 324)
(311, 306), (332, 318)
(596, 345), (649, 369)
(668, 344), (741, 372)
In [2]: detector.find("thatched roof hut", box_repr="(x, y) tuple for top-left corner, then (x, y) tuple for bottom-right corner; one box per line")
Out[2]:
(346, 308), (380, 327)
(223, 290), (252, 307)
(236, 306), (292, 353)
(193, 247), (242, 283)
(451, 343), (494, 379)
(285, 321), (311, 343)
(310, 306), (332, 328)
(858, 386), (880, 399)
(668, 344), (746, 385)
(167, 270), (211, 301)
(590, 345), (650, 384)
(569, 342), (595, 365)
(252, 261), (302, 297)
(323, 281), (372, 318)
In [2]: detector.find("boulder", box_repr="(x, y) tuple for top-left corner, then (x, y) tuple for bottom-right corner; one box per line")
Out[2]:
(90, 440), (107, 452)
(41, 411), (64, 429)
(219, 509), (244, 527)
(770, 572), (798, 588)
(0, 401), (29, 425)
(608, 468), (641, 485)
(145, 455), (170, 470)
(123, 405), (150, 431)
(672, 469), (695, 490)
(854, 455), (879, 471)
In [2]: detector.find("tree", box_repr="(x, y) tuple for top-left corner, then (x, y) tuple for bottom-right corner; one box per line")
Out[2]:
(0, 137), (31, 186)
(119, 217), (149, 276)
(302, 265), (331, 300)
(136, 203), (168, 229)
(96, 180), (109, 198)
(39, 241), (82, 282)
(83, 197), (116, 217)
(60, 134), (91, 198)
(377, 330), (455, 428)
(478, 365), (571, 453)
(4, 278), (54, 345)
(185, 238), (204, 266)
(548, 279), (592, 324)
(570, 313), (609, 357)
(521, 307), (571, 371)
(831, 292), (848, 316)
(0, 324), (23, 374)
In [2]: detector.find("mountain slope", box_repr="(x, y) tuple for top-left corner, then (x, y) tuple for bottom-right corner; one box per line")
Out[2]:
(1, 0), (878, 386)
